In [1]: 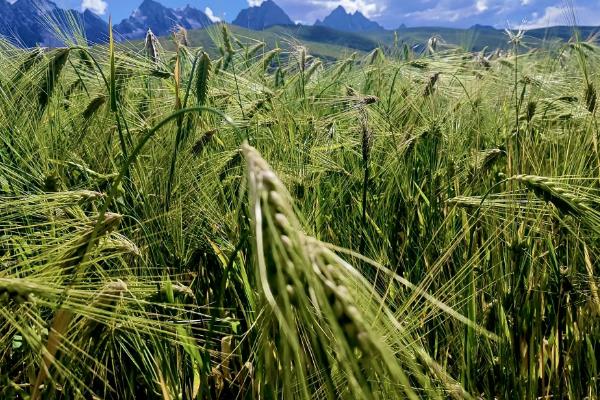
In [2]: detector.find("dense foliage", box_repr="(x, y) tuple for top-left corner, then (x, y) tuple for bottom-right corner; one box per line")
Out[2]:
(0, 24), (599, 399)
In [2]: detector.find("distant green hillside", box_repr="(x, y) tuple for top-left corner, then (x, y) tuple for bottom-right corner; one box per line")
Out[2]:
(168, 24), (365, 61)
(368, 26), (511, 52)
(157, 23), (598, 61)
(367, 25), (598, 52)
(526, 25), (600, 41)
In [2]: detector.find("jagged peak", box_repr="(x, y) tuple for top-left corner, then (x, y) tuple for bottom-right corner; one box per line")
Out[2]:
(317, 4), (383, 32)
(139, 0), (162, 7)
(232, 0), (294, 30)
(136, 0), (171, 14)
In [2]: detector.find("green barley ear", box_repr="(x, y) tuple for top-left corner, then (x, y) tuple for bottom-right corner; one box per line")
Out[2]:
(76, 48), (95, 72)
(38, 48), (70, 114)
(333, 52), (356, 76)
(511, 175), (600, 235)
(525, 100), (537, 122)
(585, 82), (597, 113)
(424, 72), (441, 97)
(368, 47), (384, 64)
(402, 42), (411, 60)
(512, 175), (585, 218)
(246, 42), (265, 60)
(221, 24), (235, 70)
(304, 59), (322, 82)
(274, 66), (284, 87)
(195, 51), (211, 107)
(468, 148), (506, 180)
(191, 129), (217, 156)
(218, 26), (233, 55)
(234, 37), (245, 50)
(261, 47), (281, 71)
(243, 143), (464, 399)
(13, 46), (44, 84)
(82, 94), (107, 120)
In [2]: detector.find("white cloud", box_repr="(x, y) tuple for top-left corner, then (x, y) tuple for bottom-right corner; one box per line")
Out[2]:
(205, 7), (221, 22)
(519, 4), (598, 29)
(248, 0), (265, 6)
(81, 0), (107, 15)
(476, 0), (488, 12)
(528, 5), (567, 26)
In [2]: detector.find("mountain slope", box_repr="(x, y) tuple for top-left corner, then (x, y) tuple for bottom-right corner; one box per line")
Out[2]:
(0, 0), (108, 47)
(115, 0), (212, 39)
(79, 10), (110, 43)
(233, 0), (294, 30)
(315, 6), (383, 32)
(526, 25), (600, 41)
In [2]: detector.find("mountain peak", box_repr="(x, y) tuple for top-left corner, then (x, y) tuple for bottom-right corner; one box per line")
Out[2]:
(81, 9), (104, 19)
(137, 0), (166, 13)
(139, 0), (162, 8)
(233, 0), (294, 30)
(316, 6), (383, 32)
(469, 24), (496, 31)
(116, 0), (212, 39)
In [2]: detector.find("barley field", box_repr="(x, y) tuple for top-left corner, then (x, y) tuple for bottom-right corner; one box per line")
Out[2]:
(0, 24), (599, 399)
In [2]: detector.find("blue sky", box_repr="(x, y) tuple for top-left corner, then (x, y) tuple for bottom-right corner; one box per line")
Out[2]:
(56, 0), (600, 29)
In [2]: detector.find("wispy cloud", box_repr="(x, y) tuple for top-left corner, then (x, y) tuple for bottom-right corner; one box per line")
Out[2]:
(81, 0), (107, 15)
(205, 6), (222, 22)
(519, 4), (600, 29)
